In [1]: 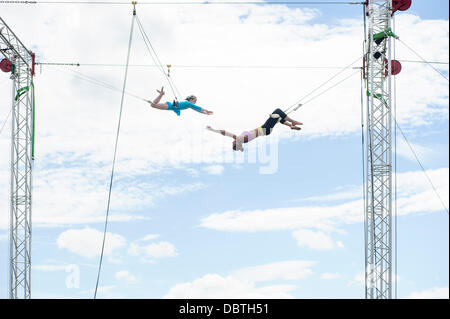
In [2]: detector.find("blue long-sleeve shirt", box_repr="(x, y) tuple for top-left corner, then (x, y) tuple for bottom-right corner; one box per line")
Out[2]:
(167, 101), (202, 116)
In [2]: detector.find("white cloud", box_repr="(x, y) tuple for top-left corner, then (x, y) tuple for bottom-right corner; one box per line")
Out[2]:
(33, 265), (68, 272)
(321, 273), (341, 280)
(232, 260), (315, 282)
(163, 274), (297, 299)
(0, 232), (8, 242)
(347, 272), (365, 287)
(406, 287), (449, 299)
(0, 162), (205, 229)
(294, 185), (362, 203)
(128, 241), (178, 259)
(163, 259), (314, 298)
(200, 168), (448, 234)
(115, 270), (139, 285)
(203, 165), (225, 175)
(200, 200), (363, 233)
(139, 234), (160, 241)
(347, 270), (400, 288)
(56, 227), (126, 258)
(199, 167), (448, 254)
(395, 139), (436, 163)
(292, 229), (344, 251)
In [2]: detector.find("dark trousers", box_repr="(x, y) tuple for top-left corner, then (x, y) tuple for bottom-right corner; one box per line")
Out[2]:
(261, 108), (288, 135)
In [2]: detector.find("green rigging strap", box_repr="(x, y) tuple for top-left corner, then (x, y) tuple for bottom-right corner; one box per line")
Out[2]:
(373, 27), (399, 41)
(15, 86), (30, 101)
(14, 85), (35, 159)
(366, 90), (387, 105)
(31, 82), (35, 160)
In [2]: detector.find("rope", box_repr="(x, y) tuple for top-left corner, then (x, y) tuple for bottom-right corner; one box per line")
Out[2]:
(3, 1), (364, 5)
(393, 15), (398, 299)
(50, 65), (147, 102)
(398, 39), (449, 82)
(398, 60), (449, 65)
(361, 2), (368, 298)
(31, 81), (35, 160)
(394, 119), (449, 215)
(135, 14), (183, 100)
(299, 69), (360, 106)
(0, 109), (11, 136)
(359, 66), (368, 298)
(38, 61), (375, 69)
(284, 55), (362, 114)
(94, 8), (136, 299)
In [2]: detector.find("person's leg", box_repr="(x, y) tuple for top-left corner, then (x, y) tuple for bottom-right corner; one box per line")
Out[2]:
(150, 91), (169, 110)
(151, 102), (169, 110)
(271, 108), (303, 126)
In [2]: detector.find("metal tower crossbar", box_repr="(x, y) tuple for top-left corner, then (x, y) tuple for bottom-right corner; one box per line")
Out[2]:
(0, 17), (34, 299)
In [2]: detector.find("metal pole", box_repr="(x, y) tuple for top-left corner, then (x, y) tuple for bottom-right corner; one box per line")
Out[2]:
(364, 0), (393, 299)
(1, 17), (34, 299)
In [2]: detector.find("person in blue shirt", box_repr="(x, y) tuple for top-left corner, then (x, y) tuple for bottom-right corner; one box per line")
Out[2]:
(148, 87), (213, 116)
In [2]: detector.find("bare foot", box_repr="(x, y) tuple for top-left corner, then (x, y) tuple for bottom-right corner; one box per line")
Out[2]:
(291, 125), (301, 130)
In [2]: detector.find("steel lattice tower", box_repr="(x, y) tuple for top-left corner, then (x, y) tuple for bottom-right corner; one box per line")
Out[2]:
(0, 17), (35, 299)
(364, 0), (394, 299)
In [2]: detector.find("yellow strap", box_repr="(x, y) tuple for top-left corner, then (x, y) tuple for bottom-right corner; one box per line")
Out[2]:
(258, 127), (265, 136)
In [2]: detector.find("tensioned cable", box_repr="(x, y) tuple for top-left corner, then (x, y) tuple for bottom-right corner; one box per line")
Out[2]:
(359, 66), (367, 294)
(296, 68), (360, 107)
(135, 14), (183, 99)
(393, 14), (398, 300)
(49, 65), (147, 101)
(379, 30), (449, 219)
(35, 59), (449, 69)
(0, 76), (12, 136)
(134, 17), (166, 77)
(94, 9), (136, 300)
(398, 39), (449, 82)
(0, 109), (11, 136)
(394, 118), (449, 215)
(284, 55), (362, 114)
(136, 14), (183, 98)
(1, 1), (364, 5)
(398, 60), (449, 65)
(361, 3), (369, 298)
(44, 62), (363, 106)
(37, 61), (366, 70)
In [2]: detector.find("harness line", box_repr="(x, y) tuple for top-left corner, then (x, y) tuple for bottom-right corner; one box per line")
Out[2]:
(94, 5), (136, 299)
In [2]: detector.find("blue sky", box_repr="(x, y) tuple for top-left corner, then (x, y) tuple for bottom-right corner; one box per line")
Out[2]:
(0, 0), (448, 299)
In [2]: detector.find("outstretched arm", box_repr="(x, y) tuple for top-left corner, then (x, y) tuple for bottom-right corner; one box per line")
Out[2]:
(206, 126), (237, 139)
(189, 103), (213, 115)
(200, 108), (213, 115)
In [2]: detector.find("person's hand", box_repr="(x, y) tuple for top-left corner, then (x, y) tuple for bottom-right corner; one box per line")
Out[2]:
(157, 86), (165, 95)
(206, 110), (213, 115)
